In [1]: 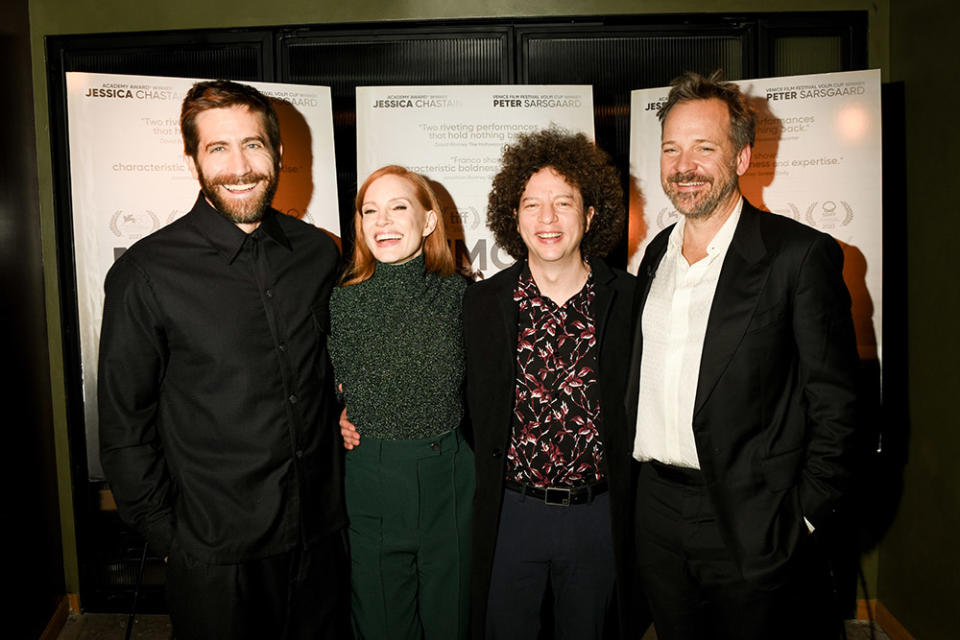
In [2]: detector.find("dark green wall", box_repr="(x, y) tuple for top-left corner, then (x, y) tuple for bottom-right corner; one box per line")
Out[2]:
(38, 3), (960, 639)
(880, 1), (960, 638)
(1, 0), (64, 637)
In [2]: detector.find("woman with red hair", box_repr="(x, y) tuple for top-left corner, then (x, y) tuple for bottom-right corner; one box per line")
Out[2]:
(329, 166), (473, 640)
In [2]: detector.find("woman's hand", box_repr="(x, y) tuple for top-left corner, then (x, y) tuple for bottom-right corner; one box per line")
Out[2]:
(340, 407), (361, 450)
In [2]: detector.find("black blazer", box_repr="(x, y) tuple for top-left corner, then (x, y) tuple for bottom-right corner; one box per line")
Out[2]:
(463, 258), (637, 638)
(627, 200), (860, 582)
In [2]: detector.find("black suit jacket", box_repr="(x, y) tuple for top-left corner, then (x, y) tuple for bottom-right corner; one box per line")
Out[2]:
(627, 200), (860, 582)
(464, 258), (637, 637)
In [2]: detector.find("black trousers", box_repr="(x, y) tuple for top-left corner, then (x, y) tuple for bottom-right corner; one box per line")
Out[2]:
(166, 531), (350, 640)
(485, 488), (616, 640)
(635, 461), (843, 640)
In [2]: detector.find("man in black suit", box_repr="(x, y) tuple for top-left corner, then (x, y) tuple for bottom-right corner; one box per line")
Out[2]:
(464, 128), (638, 639)
(628, 71), (860, 640)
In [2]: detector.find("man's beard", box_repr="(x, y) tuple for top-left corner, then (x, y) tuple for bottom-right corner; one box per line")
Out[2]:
(663, 160), (739, 221)
(198, 164), (279, 225)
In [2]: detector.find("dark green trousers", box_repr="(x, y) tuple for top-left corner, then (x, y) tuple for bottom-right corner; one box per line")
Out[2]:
(345, 428), (474, 640)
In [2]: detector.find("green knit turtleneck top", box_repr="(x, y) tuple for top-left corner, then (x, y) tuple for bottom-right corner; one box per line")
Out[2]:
(328, 255), (467, 440)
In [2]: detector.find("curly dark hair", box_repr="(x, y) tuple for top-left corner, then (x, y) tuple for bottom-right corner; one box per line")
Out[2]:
(487, 128), (624, 260)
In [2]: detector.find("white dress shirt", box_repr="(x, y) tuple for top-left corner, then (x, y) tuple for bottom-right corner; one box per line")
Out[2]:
(632, 198), (743, 468)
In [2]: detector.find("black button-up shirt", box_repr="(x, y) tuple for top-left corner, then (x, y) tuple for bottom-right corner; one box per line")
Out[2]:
(99, 194), (345, 563)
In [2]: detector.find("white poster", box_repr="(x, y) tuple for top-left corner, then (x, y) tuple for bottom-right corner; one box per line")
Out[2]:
(66, 72), (340, 478)
(628, 70), (882, 361)
(356, 85), (595, 278)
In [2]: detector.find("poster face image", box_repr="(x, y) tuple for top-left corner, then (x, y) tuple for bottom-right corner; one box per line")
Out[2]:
(628, 70), (882, 362)
(356, 85), (595, 278)
(66, 72), (340, 477)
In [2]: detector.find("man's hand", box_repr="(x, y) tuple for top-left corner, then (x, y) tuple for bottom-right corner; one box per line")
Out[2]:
(340, 407), (361, 450)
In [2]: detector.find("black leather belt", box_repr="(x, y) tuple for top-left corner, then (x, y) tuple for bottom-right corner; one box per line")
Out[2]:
(504, 479), (608, 506)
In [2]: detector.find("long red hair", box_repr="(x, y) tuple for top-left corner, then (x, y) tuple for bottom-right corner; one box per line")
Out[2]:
(341, 165), (456, 285)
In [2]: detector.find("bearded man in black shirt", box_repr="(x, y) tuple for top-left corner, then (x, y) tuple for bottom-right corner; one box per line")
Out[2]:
(98, 80), (347, 640)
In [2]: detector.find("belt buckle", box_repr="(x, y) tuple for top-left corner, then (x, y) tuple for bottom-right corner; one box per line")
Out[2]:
(544, 486), (571, 506)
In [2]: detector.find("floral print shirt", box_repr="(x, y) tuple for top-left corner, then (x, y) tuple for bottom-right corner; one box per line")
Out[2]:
(505, 264), (605, 488)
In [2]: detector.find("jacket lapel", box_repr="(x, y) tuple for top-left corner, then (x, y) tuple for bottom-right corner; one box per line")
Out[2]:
(487, 263), (521, 443)
(694, 203), (771, 419)
(493, 262), (521, 350)
(591, 259), (616, 350)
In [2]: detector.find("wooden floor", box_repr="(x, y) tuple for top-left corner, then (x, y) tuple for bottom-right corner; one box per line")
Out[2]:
(57, 614), (171, 640)
(56, 614), (890, 640)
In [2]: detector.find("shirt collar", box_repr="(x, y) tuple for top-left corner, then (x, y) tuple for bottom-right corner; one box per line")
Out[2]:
(707, 196), (743, 257)
(667, 196), (744, 260)
(514, 259), (594, 306)
(187, 192), (292, 264)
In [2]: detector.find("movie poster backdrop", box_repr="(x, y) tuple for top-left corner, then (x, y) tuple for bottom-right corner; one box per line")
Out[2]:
(356, 85), (595, 279)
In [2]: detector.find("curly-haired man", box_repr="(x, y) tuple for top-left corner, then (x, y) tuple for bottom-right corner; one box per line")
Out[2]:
(464, 128), (642, 639)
